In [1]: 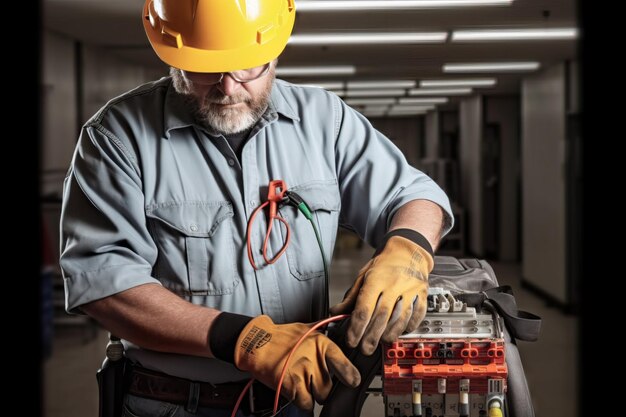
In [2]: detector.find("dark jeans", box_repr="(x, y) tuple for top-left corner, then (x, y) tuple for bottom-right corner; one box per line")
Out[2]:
(121, 394), (313, 417)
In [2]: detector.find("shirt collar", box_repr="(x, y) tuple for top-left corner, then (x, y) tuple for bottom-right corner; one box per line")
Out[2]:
(163, 78), (300, 139)
(269, 83), (300, 122)
(163, 80), (196, 138)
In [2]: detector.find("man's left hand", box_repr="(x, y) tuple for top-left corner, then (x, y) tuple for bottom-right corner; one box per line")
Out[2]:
(330, 234), (433, 355)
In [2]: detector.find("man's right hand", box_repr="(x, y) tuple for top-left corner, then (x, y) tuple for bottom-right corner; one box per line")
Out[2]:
(210, 314), (361, 410)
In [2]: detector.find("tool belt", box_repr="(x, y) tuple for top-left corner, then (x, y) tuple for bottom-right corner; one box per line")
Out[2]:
(127, 366), (280, 414)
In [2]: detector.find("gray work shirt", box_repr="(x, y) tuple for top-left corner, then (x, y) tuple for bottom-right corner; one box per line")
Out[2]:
(60, 77), (453, 383)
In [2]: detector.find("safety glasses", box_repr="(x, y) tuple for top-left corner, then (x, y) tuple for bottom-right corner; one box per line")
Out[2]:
(181, 62), (272, 86)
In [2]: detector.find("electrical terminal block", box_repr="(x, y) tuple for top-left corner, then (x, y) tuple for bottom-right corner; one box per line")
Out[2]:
(383, 289), (508, 417)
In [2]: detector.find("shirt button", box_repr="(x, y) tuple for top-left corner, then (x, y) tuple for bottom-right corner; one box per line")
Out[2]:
(250, 200), (257, 207)
(228, 159), (235, 166)
(190, 225), (198, 232)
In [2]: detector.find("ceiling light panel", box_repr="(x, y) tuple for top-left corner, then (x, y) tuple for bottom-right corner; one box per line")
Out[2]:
(347, 80), (417, 89)
(391, 105), (435, 111)
(409, 88), (473, 95)
(297, 1), (514, 12)
(398, 97), (449, 104)
(300, 82), (345, 89)
(389, 109), (429, 114)
(420, 79), (496, 87)
(345, 89), (407, 97)
(452, 28), (579, 41)
(276, 66), (356, 76)
(443, 62), (540, 72)
(289, 32), (448, 45)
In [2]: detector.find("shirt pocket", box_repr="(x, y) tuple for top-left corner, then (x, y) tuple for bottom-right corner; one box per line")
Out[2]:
(279, 181), (341, 281)
(146, 201), (239, 295)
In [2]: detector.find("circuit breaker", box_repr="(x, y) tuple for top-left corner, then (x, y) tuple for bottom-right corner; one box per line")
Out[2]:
(382, 289), (507, 417)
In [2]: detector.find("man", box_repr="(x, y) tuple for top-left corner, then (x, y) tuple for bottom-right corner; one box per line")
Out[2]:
(60, 1), (453, 416)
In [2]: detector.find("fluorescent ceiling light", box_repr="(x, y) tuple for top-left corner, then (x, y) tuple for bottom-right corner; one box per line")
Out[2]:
(346, 89), (407, 97)
(409, 88), (473, 95)
(443, 62), (540, 72)
(276, 66), (356, 76)
(364, 106), (391, 112)
(289, 32), (447, 45)
(420, 78), (496, 87)
(346, 98), (397, 106)
(301, 82), (345, 89)
(389, 109), (429, 114)
(452, 28), (578, 41)
(391, 105), (435, 111)
(297, 1), (513, 12)
(347, 80), (417, 89)
(398, 97), (448, 104)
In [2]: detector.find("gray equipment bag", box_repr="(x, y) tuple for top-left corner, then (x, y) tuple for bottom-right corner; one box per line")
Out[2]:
(430, 256), (540, 417)
(322, 256), (541, 417)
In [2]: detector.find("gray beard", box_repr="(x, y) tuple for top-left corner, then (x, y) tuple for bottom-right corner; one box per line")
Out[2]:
(170, 68), (273, 135)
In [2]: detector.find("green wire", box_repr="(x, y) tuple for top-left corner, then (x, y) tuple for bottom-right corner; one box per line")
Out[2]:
(310, 218), (329, 317)
(296, 202), (312, 220)
(296, 202), (330, 317)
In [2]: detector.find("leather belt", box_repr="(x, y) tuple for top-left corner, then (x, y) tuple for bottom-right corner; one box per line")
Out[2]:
(127, 366), (279, 414)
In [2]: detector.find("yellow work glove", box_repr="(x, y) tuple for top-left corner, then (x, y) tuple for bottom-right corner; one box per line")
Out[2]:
(209, 313), (360, 411)
(330, 229), (434, 355)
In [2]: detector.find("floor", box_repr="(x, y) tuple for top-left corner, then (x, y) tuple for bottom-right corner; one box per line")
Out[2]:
(44, 246), (577, 417)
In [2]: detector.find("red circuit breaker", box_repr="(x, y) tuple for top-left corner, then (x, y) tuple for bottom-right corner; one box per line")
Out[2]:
(382, 289), (507, 417)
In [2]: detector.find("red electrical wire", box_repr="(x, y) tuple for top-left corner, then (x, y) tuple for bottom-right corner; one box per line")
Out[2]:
(246, 201), (291, 270)
(261, 214), (290, 265)
(230, 378), (255, 417)
(246, 201), (268, 269)
(273, 314), (350, 413)
(229, 314), (351, 417)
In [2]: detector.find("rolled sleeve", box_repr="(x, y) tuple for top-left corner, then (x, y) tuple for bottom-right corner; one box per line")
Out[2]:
(333, 97), (454, 247)
(60, 124), (160, 314)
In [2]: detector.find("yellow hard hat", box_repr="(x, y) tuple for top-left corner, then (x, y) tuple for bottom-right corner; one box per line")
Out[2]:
(143, 0), (296, 73)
